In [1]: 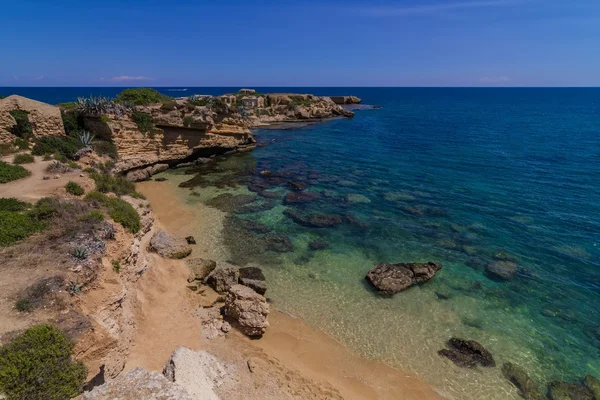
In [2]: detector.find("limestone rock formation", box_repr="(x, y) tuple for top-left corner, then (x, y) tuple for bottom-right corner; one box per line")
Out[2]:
(365, 261), (443, 295)
(438, 338), (495, 368)
(82, 368), (193, 400)
(125, 163), (168, 182)
(149, 230), (192, 259)
(0, 95), (65, 144)
(163, 347), (232, 400)
(206, 266), (240, 293)
(501, 362), (545, 400)
(225, 284), (270, 337)
(186, 258), (217, 282)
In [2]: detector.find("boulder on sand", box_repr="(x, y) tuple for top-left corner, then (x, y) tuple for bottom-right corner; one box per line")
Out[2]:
(365, 261), (442, 295)
(149, 230), (192, 259)
(501, 362), (545, 400)
(186, 258), (217, 282)
(438, 338), (495, 368)
(206, 266), (240, 293)
(225, 284), (270, 337)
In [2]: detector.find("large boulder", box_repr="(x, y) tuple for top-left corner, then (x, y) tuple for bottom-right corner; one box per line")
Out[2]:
(365, 261), (442, 295)
(149, 230), (192, 259)
(486, 261), (517, 281)
(82, 368), (193, 400)
(206, 266), (239, 293)
(501, 362), (545, 400)
(239, 266), (267, 295)
(224, 284), (269, 337)
(163, 347), (230, 400)
(186, 258), (217, 282)
(0, 95), (65, 144)
(438, 338), (495, 368)
(548, 381), (594, 400)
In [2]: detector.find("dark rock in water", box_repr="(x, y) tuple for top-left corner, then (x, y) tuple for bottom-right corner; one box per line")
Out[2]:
(232, 218), (271, 234)
(263, 234), (294, 252)
(287, 181), (307, 191)
(494, 250), (519, 262)
(548, 381), (594, 400)
(501, 362), (545, 400)
(284, 209), (343, 228)
(435, 290), (451, 300)
(258, 190), (282, 199)
(154, 177), (168, 182)
(205, 193), (256, 212)
(465, 258), (487, 271)
(248, 181), (270, 193)
(486, 261), (517, 281)
(343, 212), (369, 228)
(259, 170), (272, 176)
(309, 240), (329, 250)
(284, 192), (321, 204)
(185, 236), (196, 245)
(234, 200), (276, 215)
(365, 262), (442, 295)
(438, 338), (495, 368)
(399, 205), (425, 216)
(239, 267), (267, 295)
(584, 375), (600, 399)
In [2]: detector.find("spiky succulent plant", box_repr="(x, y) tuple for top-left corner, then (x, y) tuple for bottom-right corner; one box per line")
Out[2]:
(78, 131), (95, 146)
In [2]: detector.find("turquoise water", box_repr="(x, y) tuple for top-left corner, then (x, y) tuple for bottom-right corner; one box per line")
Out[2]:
(169, 88), (600, 399)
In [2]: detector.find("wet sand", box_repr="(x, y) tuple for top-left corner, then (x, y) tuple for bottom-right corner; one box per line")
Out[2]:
(136, 179), (445, 400)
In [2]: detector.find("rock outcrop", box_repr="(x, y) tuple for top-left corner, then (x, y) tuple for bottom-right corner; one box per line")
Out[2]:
(328, 96), (362, 105)
(149, 230), (192, 259)
(438, 338), (495, 368)
(224, 284), (270, 337)
(365, 261), (443, 295)
(501, 362), (545, 400)
(82, 368), (193, 400)
(0, 95), (65, 144)
(238, 266), (267, 295)
(206, 265), (240, 293)
(163, 347), (231, 400)
(187, 258), (217, 282)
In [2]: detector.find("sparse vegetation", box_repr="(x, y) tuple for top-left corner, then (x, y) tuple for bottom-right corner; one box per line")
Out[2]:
(57, 102), (78, 110)
(90, 172), (137, 196)
(0, 143), (17, 156)
(65, 181), (84, 196)
(115, 87), (171, 105)
(32, 136), (83, 159)
(0, 198), (29, 212)
(112, 259), (121, 273)
(15, 299), (33, 313)
(84, 191), (141, 233)
(93, 140), (118, 159)
(76, 95), (129, 117)
(67, 161), (81, 169)
(12, 153), (34, 164)
(9, 110), (33, 139)
(131, 110), (156, 135)
(0, 324), (87, 400)
(0, 161), (31, 183)
(46, 160), (72, 174)
(72, 246), (88, 260)
(183, 115), (194, 127)
(83, 209), (104, 223)
(14, 138), (29, 150)
(187, 96), (209, 107)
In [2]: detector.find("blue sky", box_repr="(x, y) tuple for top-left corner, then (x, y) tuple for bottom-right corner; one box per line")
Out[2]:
(1, 0), (599, 87)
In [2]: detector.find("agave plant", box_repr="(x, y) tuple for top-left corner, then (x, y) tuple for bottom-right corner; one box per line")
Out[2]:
(76, 96), (130, 118)
(72, 246), (88, 260)
(78, 131), (95, 146)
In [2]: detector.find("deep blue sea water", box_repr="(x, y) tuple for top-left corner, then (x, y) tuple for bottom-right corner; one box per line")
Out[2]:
(5, 87), (600, 398)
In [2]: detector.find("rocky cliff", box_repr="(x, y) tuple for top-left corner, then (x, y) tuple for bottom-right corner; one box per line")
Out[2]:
(0, 95), (65, 144)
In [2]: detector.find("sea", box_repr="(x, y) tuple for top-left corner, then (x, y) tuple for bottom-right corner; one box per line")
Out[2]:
(3, 87), (599, 399)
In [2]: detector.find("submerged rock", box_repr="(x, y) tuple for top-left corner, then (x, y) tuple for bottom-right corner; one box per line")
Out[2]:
(206, 266), (240, 293)
(345, 193), (371, 204)
(494, 250), (520, 262)
(205, 193), (256, 212)
(309, 240), (329, 250)
(501, 362), (545, 400)
(239, 266), (267, 295)
(149, 230), (192, 259)
(365, 261), (443, 295)
(82, 368), (193, 400)
(284, 191), (321, 204)
(262, 233), (294, 252)
(284, 209), (343, 228)
(548, 381), (594, 400)
(584, 375), (600, 399)
(225, 284), (270, 337)
(486, 261), (517, 281)
(287, 181), (307, 191)
(438, 338), (495, 368)
(186, 258), (217, 282)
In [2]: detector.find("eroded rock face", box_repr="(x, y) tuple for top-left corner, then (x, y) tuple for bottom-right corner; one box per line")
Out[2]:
(163, 347), (231, 400)
(548, 381), (594, 400)
(0, 95), (65, 144)
(438, 338), (495, 368)
(225, 284), (269, 337)
(501, 362), (544, 400)
(82, 368), (193, 400)
(149, 230), (192, 259)
(125, 163), (169, 182)
(365, 261), (442, 295)
(206, 266), (240, 293)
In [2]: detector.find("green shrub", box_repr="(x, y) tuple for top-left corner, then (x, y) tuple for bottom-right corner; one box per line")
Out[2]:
(0, 144), (16, 156)
(15, 299), (33, 313)
(57, 102), (78, 110)
(106, 197), (140, 233)
(72, 247), (88, 260)
(65, 181), (84, 196)
(32, 136), (83, 159)
(84, 190), (109, 204)
(0, 324), (87, 400)
(115, 88), (171, 105)
(83, 209), (104, 223)
(0, 198), (29, 212)
(9, 110), (33, 139)
(67, 161), (81, 169)
(0, 211), (45, 246)
(12, 153), (34, 164)
(0, 161), (31, 183)
(131, 111), (155, 134)
(183, 115), (194, 127)
(90, 172), (136, 196)
(93, 140), (117, 159)
(14, 138), (29, 150)
(112, 260), (121, 273)
(187, 97), (208, 107)
(61, 110), (85, 135)
(28, 197), (60, 221)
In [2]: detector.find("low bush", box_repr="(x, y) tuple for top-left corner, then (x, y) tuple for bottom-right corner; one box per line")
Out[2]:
(61, 110), (85, 135)
(93, 140), (117, 159)
(187, 97), (208, 107)
(112, 260), (121, 273)
(57, 102), (78, 110)
(183, 115), (194, 127)
(90, 172), (136, 196)
(0, 198), (29, 212)
(65, 181), (84, 196)
(32, 136), (83, 159)
(0, 211), (45, 246)
(131, 110), (155, 135)
(9, 110), (33, 139)
(12, 153), (34, 164)
(0, 144), (16, 156)
(28, 197), (60, 221)
(0, 324), (87, 400)
(83, 209), (104, 223)
(15, 299), (33, 312)
(115, 88), (171, 105)
(0, 161), (31, 183)
(14, 138), (29, 150)
(84, 191), (140, 233)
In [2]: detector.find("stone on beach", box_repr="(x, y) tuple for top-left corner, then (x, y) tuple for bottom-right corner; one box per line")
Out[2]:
(186, 258), (217, 282)
(206, 265), (240, 293)
(365, 261), (443, 295)
(149, 230), (192, 259)
(225, 284), (270, 337)
(438, 338), (495, 368)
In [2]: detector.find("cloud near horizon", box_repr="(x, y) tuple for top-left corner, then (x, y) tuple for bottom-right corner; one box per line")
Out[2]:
(357, 0), (524, 17)
(109, 75), (154, 82)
